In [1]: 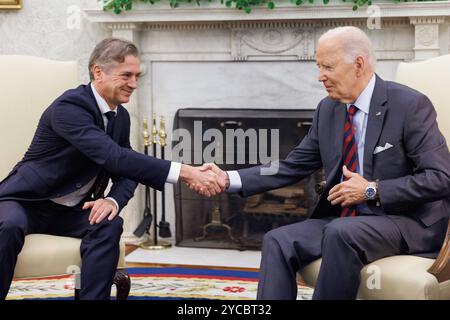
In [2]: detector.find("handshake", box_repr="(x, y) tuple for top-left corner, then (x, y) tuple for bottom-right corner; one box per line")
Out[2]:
(180, 163), (229, 197)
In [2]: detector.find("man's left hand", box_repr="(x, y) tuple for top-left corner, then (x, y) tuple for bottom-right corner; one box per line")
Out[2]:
(327, 165), (368, 207)
(82, 198), (118, 225)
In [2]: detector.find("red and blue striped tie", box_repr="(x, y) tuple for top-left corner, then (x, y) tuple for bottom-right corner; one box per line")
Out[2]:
(341, 105), (359, 217)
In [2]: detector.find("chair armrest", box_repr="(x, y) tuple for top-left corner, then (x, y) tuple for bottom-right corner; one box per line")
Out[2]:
(427, 218), (450, 283)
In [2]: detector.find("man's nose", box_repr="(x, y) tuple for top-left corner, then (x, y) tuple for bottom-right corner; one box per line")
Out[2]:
(318, 70), (326, 82)
(128, 76), (138, 89)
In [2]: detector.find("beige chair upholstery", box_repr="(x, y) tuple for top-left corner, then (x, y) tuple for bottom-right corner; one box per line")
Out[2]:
(0, 55), (128, 297)
(298, 55), (450, 300)
(14, 234), (127, 278)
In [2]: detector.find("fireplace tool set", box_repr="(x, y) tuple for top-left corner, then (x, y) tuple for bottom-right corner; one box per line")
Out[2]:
(134, 113), (172, 250)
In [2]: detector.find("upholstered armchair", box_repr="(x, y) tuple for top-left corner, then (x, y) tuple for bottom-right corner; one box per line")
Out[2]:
(298, 55), (450, 300)
(0, 55), (130, 300)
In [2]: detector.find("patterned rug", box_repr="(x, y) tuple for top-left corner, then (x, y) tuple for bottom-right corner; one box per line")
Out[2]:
(7, 267), (313, 300)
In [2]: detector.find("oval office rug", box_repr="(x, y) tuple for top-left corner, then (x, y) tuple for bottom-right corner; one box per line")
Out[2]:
(6, 266), (313, 300)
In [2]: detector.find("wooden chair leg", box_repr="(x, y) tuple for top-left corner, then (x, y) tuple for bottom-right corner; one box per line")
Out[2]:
(113, 269), (131, 300)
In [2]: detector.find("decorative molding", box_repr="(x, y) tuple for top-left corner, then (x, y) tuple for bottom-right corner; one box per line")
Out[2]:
(416, 25), (438, 47)
(409, 16), (445, 59)
(107, 22), (142, 30)
(231, 28), (314, 61)
(409, 16), (446, 25)
(103, 18), (415, 32)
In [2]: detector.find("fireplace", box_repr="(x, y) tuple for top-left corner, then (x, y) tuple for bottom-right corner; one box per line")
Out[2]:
(173, 108), (323, 250)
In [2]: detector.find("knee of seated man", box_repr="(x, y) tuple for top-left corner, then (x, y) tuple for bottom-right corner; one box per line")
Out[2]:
(96, 216), (123, 236)
(262, 225), (292, 248)
(0, 218), (27, 239)
(322, 218), (360, 243)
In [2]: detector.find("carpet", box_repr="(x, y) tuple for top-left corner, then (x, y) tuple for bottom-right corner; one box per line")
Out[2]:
(7, 266), (313, 300)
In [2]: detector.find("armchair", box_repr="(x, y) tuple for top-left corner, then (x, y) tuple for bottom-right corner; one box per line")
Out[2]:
(0, 55), (130, 300)
(298, 55), (450, 300)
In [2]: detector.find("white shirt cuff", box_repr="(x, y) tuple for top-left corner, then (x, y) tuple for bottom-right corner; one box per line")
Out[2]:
(226, 170), (242, 192)
(166, 162), (181, 184)
(105, 197), (120, 212)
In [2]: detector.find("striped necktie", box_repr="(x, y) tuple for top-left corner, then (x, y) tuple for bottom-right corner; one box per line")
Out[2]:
(341, 104), (359, 217)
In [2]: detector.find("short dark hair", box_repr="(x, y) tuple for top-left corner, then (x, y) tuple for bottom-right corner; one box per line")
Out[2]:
(88, 38), (139, 80)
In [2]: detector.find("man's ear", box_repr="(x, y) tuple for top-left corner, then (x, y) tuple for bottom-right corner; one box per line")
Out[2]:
(354, 56), (365, 76)
(92, 65), (103, 82)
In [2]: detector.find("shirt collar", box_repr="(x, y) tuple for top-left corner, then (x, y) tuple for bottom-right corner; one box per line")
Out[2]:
(90, 83), (118, 115)
(346, 73), (376, 115)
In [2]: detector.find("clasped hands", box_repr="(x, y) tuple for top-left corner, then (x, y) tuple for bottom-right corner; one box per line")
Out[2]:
(180, 163), (228, 197)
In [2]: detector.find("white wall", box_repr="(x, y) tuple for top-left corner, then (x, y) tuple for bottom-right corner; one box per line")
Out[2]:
(0, 0), (109, 83)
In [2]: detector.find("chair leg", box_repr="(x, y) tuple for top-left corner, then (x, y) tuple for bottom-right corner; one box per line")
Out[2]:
(113, 269), (131, 300)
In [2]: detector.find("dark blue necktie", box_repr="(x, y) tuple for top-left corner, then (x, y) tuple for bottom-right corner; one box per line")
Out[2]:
(105, 111), (116, 137)
(93, 111), (116, 199)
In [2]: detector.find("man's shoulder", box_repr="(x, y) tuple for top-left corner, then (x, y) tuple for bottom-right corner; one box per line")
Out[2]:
(51, 84), (96, 110)
(57, 83), (93, 103)
(384, 79), (425, 99)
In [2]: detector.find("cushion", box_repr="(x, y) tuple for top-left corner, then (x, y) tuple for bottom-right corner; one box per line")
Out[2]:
(299, 256), (450, 300)
(14, 234), (126, 278)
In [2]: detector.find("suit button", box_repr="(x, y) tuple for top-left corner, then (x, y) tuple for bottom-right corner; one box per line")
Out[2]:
(75, 183), (82, 188)
(376, 201), (380, 207)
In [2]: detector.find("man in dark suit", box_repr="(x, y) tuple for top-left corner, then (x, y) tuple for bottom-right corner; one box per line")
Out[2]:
(195, 27), (450, 299)
(0, 38), (224, 300)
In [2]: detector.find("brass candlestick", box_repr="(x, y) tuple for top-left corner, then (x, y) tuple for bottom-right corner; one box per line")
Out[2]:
(143, 117), (150, 147)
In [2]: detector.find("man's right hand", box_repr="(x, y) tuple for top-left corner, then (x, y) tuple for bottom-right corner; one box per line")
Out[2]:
(194, 163), (230, 196)
(179, 164), (227, 197)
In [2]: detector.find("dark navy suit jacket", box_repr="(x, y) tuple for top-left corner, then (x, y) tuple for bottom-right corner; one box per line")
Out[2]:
(0, 84), (171, 211)
(238, 76), (450, 253)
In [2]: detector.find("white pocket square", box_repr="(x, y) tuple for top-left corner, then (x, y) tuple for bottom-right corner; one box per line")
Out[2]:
(373, 142), (393, 154)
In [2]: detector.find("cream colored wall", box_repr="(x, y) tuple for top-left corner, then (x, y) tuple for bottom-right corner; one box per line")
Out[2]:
(0, 0), (109, 83)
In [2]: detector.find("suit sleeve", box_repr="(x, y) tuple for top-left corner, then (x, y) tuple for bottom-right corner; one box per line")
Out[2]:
(51, 102), (170, 191)
(378, 94), (450, 210)
(106, 111), (139, 211)
(238, 103), (323, 197)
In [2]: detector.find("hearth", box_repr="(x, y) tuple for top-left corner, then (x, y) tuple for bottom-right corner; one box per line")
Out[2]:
(173, 108), (322, 250)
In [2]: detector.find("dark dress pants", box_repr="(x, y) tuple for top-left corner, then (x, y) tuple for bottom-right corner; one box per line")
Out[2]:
(256, 214), (444, 300)
(0, 199), (123, 300)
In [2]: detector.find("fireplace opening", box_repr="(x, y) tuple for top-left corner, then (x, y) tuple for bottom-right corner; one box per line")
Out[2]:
(173, 108), (323, 250)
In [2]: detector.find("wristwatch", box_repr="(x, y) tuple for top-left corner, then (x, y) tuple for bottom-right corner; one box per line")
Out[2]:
(364, 181), (378, 200)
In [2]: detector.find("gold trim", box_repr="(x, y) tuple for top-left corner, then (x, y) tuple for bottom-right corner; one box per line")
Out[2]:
(0, 0), (22, 10)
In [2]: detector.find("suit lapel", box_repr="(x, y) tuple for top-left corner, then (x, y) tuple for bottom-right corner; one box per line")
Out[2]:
(86, 83), (106, 131)
(334, 102), (347, 163)
(363, 75), (388, 179)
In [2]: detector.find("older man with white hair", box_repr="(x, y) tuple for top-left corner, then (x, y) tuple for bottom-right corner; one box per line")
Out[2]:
(196, 26), (450, 299)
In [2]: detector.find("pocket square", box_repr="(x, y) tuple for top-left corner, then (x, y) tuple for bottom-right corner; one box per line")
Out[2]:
(373, 142), (393, 154)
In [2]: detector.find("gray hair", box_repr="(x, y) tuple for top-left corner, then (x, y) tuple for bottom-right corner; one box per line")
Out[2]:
(88, 37), (139, 80)
(318, 26), (376, 70)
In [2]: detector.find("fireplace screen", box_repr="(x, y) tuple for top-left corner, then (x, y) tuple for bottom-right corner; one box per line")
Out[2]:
(173, 108), (322, 250)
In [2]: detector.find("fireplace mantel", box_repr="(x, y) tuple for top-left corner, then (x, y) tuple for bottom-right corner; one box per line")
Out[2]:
(83, 1), (449, 243)
(84, 1), (450, 23)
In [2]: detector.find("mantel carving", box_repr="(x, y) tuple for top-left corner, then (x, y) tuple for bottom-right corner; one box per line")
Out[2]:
(231, 28), (314, 61)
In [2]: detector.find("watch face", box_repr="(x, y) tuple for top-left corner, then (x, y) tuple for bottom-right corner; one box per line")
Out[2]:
(366, 187), (376, 199)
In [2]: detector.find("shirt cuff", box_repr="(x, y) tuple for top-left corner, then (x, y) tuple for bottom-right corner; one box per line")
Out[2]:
(166, 162), (181, 184)
(226, 170), (242, 193)
(105, 197), (120, 212)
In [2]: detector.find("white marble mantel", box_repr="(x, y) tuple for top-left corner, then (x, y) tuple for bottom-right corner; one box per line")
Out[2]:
(85, 1), (450, 22)
(84, 1), (449, 243)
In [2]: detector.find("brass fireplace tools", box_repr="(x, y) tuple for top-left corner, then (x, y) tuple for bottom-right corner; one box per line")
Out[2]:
(135, 113), (171, 250)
